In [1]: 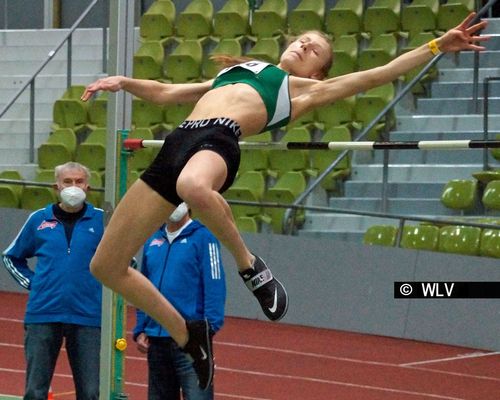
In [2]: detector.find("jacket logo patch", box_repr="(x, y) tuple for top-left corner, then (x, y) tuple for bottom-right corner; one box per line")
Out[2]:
(37, 220), (58, 230)
(150, 238), (165, 247)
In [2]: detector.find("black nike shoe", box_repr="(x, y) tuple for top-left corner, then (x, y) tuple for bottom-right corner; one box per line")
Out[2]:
(183, 319), (214, 390)
(239, 254), (289, 321)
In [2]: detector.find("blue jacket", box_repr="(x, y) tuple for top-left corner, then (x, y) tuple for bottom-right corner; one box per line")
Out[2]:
(133, 220), (226, 340)
(2, 203), (104, 327)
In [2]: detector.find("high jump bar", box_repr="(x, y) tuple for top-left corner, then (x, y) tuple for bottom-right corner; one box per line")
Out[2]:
(123, 138), (500, 151)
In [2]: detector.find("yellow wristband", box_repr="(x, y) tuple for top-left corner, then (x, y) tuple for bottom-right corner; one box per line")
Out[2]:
(428, 39), (441, 55)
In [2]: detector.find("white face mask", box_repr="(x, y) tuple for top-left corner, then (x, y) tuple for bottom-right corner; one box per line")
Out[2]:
(60, 186), (86, 208)
(168, 202), (188, 222)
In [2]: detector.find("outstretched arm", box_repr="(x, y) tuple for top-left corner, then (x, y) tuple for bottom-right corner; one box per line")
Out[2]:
(81, 76), (214, 104)
(295, 13), (489, 113)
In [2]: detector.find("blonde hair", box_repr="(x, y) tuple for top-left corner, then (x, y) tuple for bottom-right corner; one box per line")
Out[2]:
(211, 31), (334, 80)
(210, 55), (256, 69)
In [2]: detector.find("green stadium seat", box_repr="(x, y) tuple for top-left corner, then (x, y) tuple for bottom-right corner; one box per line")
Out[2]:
(479, 228), (500, 258)
(20, 170), (57, 210)
(88, 92), (109, 129)
(471, 169), (500, 185)
(358, 33), (398, 71)
(132, 98), (164, 131)
(245, 37), (282, 64)
(263, 171), (307, 233)
(401, 0), (439, 38)
(86, 171), (104, 208)
(363, 0), (401, 37)
(482, 180), (500, 211)
(0, 186), (19, 208)
(213, 0), (250, 38)
(325, 0), (363, 39)
(440, 179), (478, 211)
(491, 134), (500, 161)
(224, 170), (266, 219)
(315, 96), (356, 129)
(164, 103), (195, 130)
(437, 0), (474, 32)
(400, 32), (438, 94)
(288, 0), (325, 36)
(310, 126), (351, 192)
(438, 225), (481, 256)
(133, 40), (166, 80)
(353, 94), (395, 141)
(251, 0), (287, 38)
(52, 86), (89, 133)
(38, 128), (77, 170)
(164, 39), (203, 83)
(400, 224), (439, 251)
(268, 126), (312, 178)
(363, 225), (398, 246)
(329, 34), (358, 77)
(202, 38), (243, 79)
(176, 0), (213, 39)
(139, 0), (176, 41)
(0, 170), (23, 208)
(238, 131), (272, 176)
(75, 128), (107, 171)
(235, 216), (259, 233)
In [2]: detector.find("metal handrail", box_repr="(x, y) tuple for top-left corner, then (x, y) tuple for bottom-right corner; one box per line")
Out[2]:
(483, 76), (500, 170)
(283, 0), (497, 235)
(228, 199), (500, 245)
(0, 0), (102, 163)
(0, 178), (104, 192)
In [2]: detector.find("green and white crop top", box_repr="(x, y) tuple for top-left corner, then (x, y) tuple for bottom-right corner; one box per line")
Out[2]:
(212, 61), (291, 132)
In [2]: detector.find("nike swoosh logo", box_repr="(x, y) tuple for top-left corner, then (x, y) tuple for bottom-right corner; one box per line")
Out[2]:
(200, 346), (208, 360)
(268, 287), (278, 313)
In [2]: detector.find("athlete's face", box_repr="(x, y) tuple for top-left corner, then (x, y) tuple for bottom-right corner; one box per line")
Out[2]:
(279, 32), (332, 79)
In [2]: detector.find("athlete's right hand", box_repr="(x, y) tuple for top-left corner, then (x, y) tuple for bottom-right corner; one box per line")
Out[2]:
(135, 332), (150, 354)
(81, 75), (125, 101)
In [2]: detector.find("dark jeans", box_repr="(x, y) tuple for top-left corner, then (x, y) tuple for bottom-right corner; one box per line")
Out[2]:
(24, 323), (100, 400)
(147, 337), (213, 400)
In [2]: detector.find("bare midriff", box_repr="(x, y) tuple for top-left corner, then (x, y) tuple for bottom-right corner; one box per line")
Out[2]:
(187, 83), (268, 138)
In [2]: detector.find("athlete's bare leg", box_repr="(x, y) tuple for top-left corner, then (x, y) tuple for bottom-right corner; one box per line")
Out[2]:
(176, 150), (254, 271)
(90, 180), (189, 346)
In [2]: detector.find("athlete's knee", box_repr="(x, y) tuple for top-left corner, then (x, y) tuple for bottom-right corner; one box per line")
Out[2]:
(176, 176), (213, 208)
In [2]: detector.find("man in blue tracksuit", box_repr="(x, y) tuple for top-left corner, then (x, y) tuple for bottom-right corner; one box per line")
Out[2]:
(133, 202), (226, 400)
(2, 162), (103, 400)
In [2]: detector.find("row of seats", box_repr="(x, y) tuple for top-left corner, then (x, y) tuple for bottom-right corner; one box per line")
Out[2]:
(139, 0), (473, 41)
(134, 30), (438, 85)
(363, 223), (500, 258)
(0, 169), (104, 210)
(441, 177), (500, 212)
(225, 126), (353, 234)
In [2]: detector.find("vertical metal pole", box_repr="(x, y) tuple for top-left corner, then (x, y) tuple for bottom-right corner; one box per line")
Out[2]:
(29, 80), (35, 163)
(381, 149), (389, 213)
(43, 0), (54, 28)
(100, 1), (134, 399)
(381, 124), (390, 213)
(483, 78), (490, 171)
(102, 26), (108, 73)
(67, 34), (72, 89)
(473, 52), (480, 113)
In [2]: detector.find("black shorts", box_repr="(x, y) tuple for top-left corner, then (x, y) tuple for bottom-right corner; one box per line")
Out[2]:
(140, 118), (241, 205)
